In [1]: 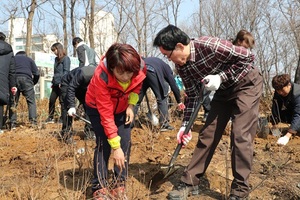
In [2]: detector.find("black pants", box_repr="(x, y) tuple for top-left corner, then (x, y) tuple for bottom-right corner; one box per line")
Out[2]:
(60, 86), (73, 133)
(86, 105), (131, 190)
(48, 85), (63, 119)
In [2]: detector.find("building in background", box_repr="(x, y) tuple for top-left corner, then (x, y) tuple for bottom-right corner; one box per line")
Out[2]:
(8, 18), (58, 54)
(79, 10), (117, 57)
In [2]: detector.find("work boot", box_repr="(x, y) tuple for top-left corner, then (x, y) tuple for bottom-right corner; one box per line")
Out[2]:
(93, 188), (109, 200)
(168, 182), (200, 200)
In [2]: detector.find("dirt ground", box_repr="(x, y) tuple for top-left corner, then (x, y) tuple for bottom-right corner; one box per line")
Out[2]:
(0, 100), (300, 200)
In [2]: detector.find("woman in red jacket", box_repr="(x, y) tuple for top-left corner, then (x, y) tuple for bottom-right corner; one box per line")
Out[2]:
(85, 43), (146, 200)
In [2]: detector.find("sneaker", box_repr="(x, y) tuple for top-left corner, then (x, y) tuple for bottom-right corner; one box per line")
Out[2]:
(160, 124), (174, 132)
(0, 129), (4, 135)
(93, 188), (109, 200)
(110, 186), (127, 200)
(229, 194), (249, 200)
(10, 123), (16, 130)
(45, 117), (54, 124)
(168, 182), (200, 200)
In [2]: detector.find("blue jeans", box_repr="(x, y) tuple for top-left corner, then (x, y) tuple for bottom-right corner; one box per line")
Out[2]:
(9, 76), (37, 123)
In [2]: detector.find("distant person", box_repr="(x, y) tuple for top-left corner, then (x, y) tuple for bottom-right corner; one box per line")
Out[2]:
(232, 29), (255, 49)
(59, 65), (96, 142)
(85, 43), (146, 199)
(45, 43), (70, 123)
(153, 25), (262, 200)
(134, 57), (184, 131)
(271, 74), (300, 146)
(9, 51), (40, 129)
(0, 32), (17, 134)
(72, 37), (97, 68)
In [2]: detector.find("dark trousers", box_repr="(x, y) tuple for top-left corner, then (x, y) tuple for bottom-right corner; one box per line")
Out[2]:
(86, 105), (131, 190)
(135, 70), (169, 125)
(9, 76), (37, 123)
(48, 85), (63, 119)
(181, 67), (263, 198)
(60, 86), (73, 132)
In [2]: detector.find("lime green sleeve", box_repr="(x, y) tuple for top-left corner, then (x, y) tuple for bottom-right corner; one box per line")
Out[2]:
(128, 92), (139, 105)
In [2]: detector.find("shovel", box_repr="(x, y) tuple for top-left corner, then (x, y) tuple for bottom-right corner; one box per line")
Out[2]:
(145, 93), (159, 126)
(73, 113), (91, 125)
(270, 128), (281, 137)
(150, 90), (208, 189)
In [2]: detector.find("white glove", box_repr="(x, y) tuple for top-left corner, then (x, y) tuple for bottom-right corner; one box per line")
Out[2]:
(203, 75), (221, 91)
(277, 135), (290, 146)
(67, 107), (76, 117)
(176, 127), (192, 147)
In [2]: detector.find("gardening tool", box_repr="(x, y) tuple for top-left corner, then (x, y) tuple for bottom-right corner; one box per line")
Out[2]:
(270, 128), (281, 137)
(150, 86), (210, 189)
(145, 92), (159, 126)
(73, 113), (91, 125)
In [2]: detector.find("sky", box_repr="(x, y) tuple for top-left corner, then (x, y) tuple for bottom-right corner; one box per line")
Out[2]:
(0, 0), (199, 33)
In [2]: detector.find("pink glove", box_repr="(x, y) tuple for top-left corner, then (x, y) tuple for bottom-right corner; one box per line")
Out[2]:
(176, 126), (192, 147)
(11, 87), (17, 96)
(177, 102), (185, 111)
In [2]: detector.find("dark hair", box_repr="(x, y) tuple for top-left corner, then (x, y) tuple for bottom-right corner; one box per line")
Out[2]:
(0, 32), (6, 41)
(105, 43), (141, 76)
(51, 42), (66, 61)
(72, 37), (83, 47)
(153, 24), (190, 50)
(232, 30), (255, 49)
(272, 74), (291, 90)
(16, 51), (26, 55)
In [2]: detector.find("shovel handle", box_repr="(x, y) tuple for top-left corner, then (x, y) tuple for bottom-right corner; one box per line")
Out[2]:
(167, 91), (207, 168)
(73, 113), (91, 125)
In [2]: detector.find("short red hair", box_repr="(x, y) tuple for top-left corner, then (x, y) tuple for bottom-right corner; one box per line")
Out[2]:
(106, 43), (141, 76)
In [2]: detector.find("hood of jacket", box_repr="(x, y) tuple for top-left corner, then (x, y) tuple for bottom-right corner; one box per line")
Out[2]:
(0, 41), (13, 56)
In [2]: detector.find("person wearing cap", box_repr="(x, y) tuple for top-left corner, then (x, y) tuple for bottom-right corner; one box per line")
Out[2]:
(0, 32), (17, 134)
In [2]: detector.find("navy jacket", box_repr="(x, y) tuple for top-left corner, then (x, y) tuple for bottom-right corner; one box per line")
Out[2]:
(0, 41), (16, 105)
(52, 56), (70, 86)
(143, 57), (181, 103)
(15, 53), (40, 84)
(271, 83), (300, 134)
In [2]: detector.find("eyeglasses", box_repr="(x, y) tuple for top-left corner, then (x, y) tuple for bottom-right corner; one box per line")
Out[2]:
(164, 49), (174, 59)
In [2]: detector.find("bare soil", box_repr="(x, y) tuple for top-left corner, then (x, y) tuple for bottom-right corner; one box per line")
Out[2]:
(0, 98), (300, 200)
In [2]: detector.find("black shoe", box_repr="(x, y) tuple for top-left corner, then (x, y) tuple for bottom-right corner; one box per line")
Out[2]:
(168, 182), (200, 200)
(229, 194), (249, 200)
(160, 124), (174, 132)
(45, 117), (54, 124)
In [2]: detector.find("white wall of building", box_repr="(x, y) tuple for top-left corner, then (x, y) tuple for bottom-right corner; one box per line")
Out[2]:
(79, 10), (117, 57)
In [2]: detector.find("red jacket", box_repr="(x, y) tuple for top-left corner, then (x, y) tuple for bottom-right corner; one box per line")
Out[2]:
(85, 57), (146, 139)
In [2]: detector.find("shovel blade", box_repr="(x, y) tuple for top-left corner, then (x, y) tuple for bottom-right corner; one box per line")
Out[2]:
(149, 165), (180, 190)
(271, 128), (281, 137)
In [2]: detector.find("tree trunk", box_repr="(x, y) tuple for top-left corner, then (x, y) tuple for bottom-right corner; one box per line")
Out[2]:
(26, 0), (37, 56)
